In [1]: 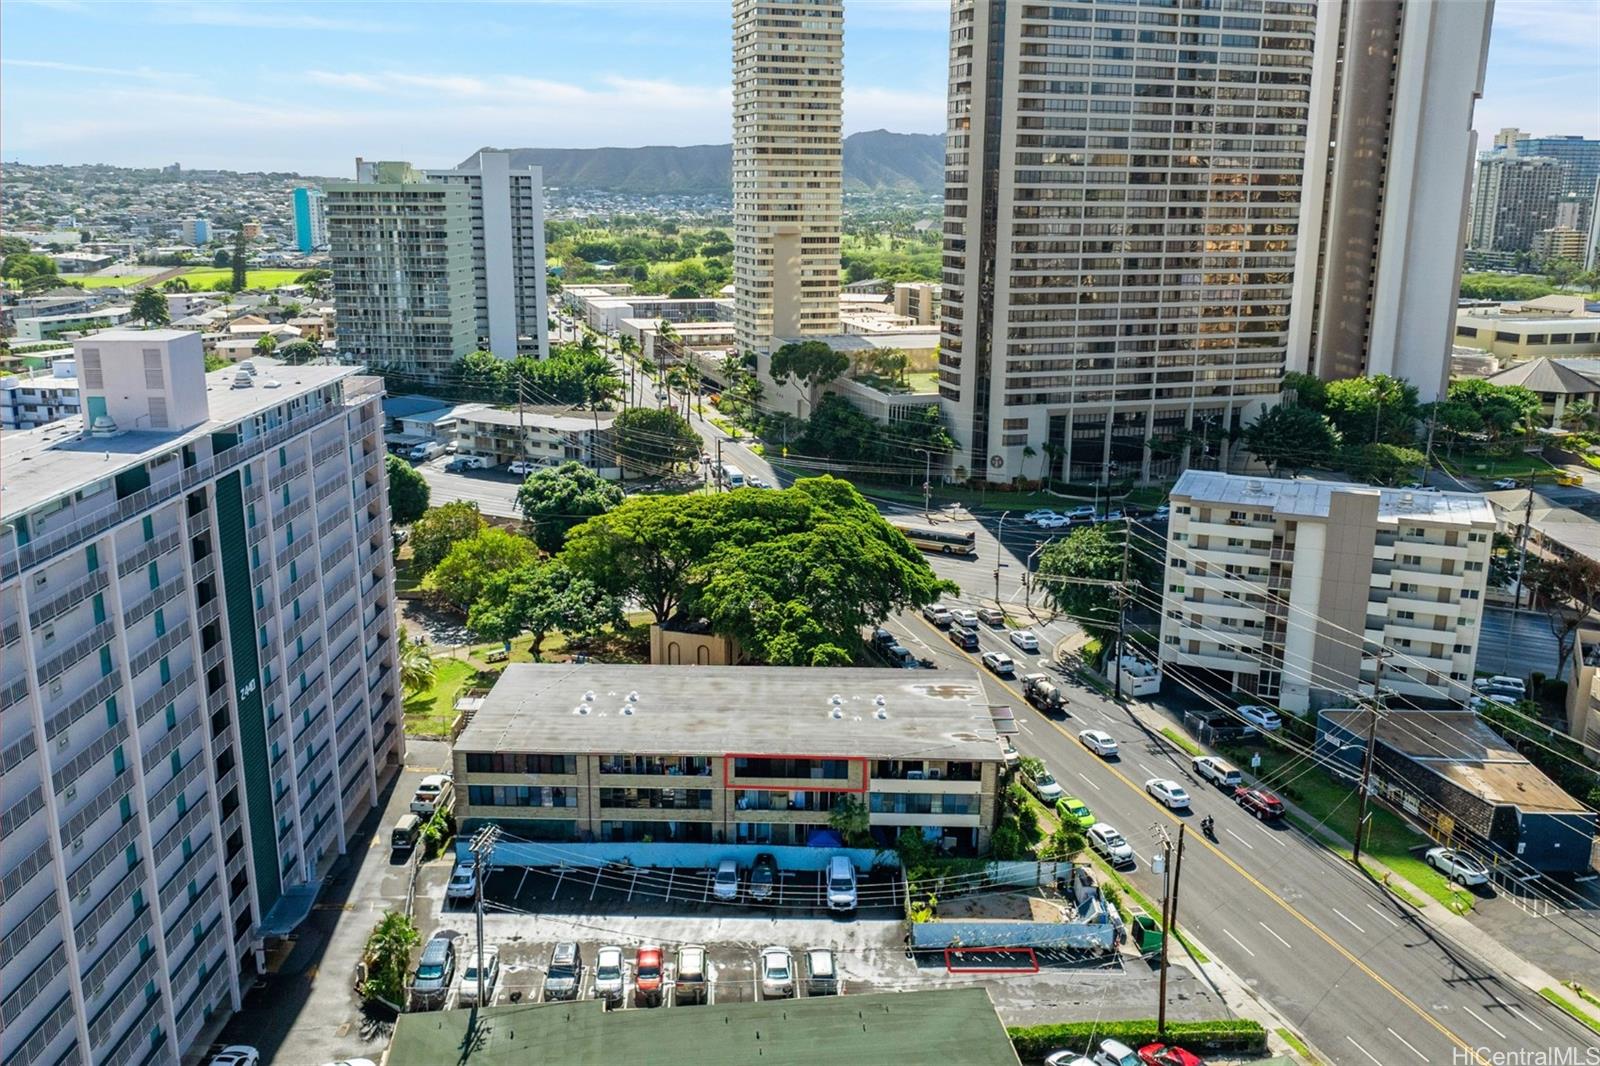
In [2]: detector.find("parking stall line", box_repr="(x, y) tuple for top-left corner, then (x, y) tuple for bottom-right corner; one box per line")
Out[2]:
(551, 868), (566, 900)
(590, 869), (603, 901)
(1223, 828), (1254, 850)
(1346, 1036), (1383, 1066)
(1258, 922), (1292, 949)
(1330, 907), (1365, 934)
(665, 869), (675, 900)
(1223, 929), (1256, 957)
(628, 868), (639, 901)
(1387, 1028), (1430, 1062)
(1461, 1006), (1507, 1041)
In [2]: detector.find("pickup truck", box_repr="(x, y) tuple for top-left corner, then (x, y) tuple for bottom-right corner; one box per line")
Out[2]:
(1191, 755), (1241, 789)
(921, 604), (953, 629)
(411, 774), (453, 816)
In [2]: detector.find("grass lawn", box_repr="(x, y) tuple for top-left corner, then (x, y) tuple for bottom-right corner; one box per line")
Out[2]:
(1086, 854), (1210, 964)
(1540, 988), (1600, 1035)
(77, 273), (160, 289)
(1441, 451), (1556, 480)
(403, 658), (494, 736)
(177, 267), (306, 290)
(1275, 1028), (1315, 1061)
(1160, 726), (1204, 758)
(1234, 745), (1475, 913)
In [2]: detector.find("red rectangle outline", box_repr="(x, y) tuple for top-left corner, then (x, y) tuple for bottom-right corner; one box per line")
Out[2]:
(722, 753), (870, 793)
(944, 947), (1039, 974)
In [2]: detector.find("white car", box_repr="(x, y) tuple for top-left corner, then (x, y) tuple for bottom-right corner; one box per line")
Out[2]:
(1009, 629), (1039, 653)
(446, 859), (477, 901)
(209, 1049), (259, 1066)
(457, 945), (499, 1007)
(1474, 675), (1526, 698)
(1079, 729), (1119, 758)
(1025, 509), (1060, 524)
(1044, 1054), (1095, 1066)
(1024, 764), (1064, 803)
(1066, 505), (1096, 521)
(1100, 509), (1124, 523)
(593, 945), (625, 1004)
(1235, 704), (1282, 732)
(1150, 506), (1170, 522)
(981, 650), (1016, 677)
(1087, 822), (1135, 866)
(951, 608), (980, 629)
(1426, 847), (1490, 886)
(1192, 755), (1241, 788)
(1492, 477), (1519, 490)
(759, 945), (795, 998)
(1036, 514), (1071, 529)
(1091, 1039), (1139, 1066)
(713, 858), (739, 901)
(321, 1061), (378, 1066)
(1145, 778), (1192, 809)
(826, 855), (858, 913)
(410, 774), (452, 816)
(509, 460), (536, 476)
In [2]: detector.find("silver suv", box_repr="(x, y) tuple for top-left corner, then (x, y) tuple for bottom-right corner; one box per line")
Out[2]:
(410, 935), (455, 1008)
(544, 941), (583, 1001)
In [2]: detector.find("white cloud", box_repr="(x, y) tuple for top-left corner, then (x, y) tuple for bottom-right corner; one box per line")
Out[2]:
(844, 85), (945, 135)
(148, 1), (406, 33)
(0, 57), (185, 81)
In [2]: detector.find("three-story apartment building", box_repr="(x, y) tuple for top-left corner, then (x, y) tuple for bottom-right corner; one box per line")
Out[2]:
(0, 332), (403, 1066)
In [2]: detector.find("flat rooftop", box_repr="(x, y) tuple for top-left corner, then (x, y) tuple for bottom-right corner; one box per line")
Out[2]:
(1171, 471), (1495, 527)
(458, 664), (1003, 761)
(1, 359), (358, 521)
(455, 405), (617, 431)
(386, 988), (1021, 1066)
(1323, 709), (1590, 814)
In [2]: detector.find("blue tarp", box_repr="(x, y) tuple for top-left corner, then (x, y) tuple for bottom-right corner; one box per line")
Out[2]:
(806, 828), (845, 848)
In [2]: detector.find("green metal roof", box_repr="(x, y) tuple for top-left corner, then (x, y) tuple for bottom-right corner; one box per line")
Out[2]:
(386, 987), (1021, 1066)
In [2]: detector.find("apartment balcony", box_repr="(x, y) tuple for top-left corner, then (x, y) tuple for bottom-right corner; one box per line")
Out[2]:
(135, 663), (196, 728)
(86, 950), (159, 1051)
(51, 716), (129, 797)
(80, 909), (153, 1009)
(1, 942), (66, 1041)
(1183, 519), (1275, 541)
(73, 863), (144, 958)
(2, 838), (54, 906)
(284, 603), (322, 647)
(243, 479), (265, 507)
(315, 471), (347, 503)
(1384, 621), (1454, 645)
(35, 618), (118, 687)
(274, 533), (315, 573)
(0, 891), (59, 964)
(0, 618), (19, 650)
(279, 568), (319, 609)
(5, 989), (73, 1066)
(155, 801), (211, 869)
(116, 528), (182, 579)
(269, 459), (309, 491)
(312, 439), (347, 466)
(1163, 645), (1257, 673)
(1185, 571), (1267, 594)
(123, 575), (187, 629)
(1187, 544), (1270, 569)
(29, 568), (110, 629)
(317, 505), (352, 542)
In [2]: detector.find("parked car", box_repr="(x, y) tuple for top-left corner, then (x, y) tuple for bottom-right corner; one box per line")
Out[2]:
(1044, 1054), (1095, 1066)
(634, 946), (664, 1006)
(1079, 729), (1119, 758)
(1088, 822), (1135, 867)
(208, 1048), (260, 1066)
(457, 945), (499, 1007)
(1023, 673), (1064, 712)
(826, 855), (858, 913)
(922, 604), (954, 628)
(1138, 1044), (1206, 1066)
(1474, 675), (1526, 699)
(749, 853), (778, 900)
(949, 626), (979, 651)
(759, 946), (795, 998)
(870, 628), (898, 652)
(1025, 509), (1060, 524)
(1426, 847), (1490, 886)
(1093, 1039), (1141, 1066)
(1233, 786), (1286, 821)
(1009, 629), (1040, 653)
(445, 455), (489, 472)
(675, 944), (708, 1005)
(951, 608), (980, 629)
(544, 942), (584, 1001)
(981, 650), (1016, 676)
(593, 945), (625, 1005)
(977, 606), (1006, 627)
(1145, 778), (1192, 809)
(1492, 477), (1519, 490)
(411, 935), (457, 1007)
(408, 441), (445, 462)
(509, 460), (536, 476)
(1037, 514), (1071, 529)
(1150, 506), (1170, 523)
(1191, 755), (1241, 789)
(445, 858), (477, 901)
(1023, 762), (1064, 802)
(885, 645), (924, 669)
(713, 859), (740, 901)
(410, 774), (452, 816)
(1066, 505), (1096, 521)
(803, 947), (840, 995)
(1100, 509), (1124, 523)
(390, 813), (422, 852)
(1058, 795), (1095, 828)
(1234, 704), (1282, 732)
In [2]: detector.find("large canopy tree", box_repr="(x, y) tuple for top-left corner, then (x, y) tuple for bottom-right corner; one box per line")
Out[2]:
(1242, 404), (1341, 476)
(516, 461), (624, 553)
(467, 559), (623, 660)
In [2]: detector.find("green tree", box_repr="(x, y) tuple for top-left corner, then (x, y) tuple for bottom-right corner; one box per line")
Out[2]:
(1243, 404), (1341, 476)
(1, 252), (58, 281)
(360, 911), (420, 1008)
(1527, 553), (1600, 676)
(1280, 371), (1328, 410)
(130, 287), (170, 326)
(0, 236), (30, 257)
(231, 229), (249, 291)
(614, 406), (701, 476)
(423, 527), (539, 613)
(466, 559), (624, 660)
(213, 249), (230, 268)
(253, 334), (277, 356)
(1036, 524), (1127, 640)
(827, 795), (873, 848)
(1324, 374), (1419, 444)
(162, 276), (192, 293)
(278, 339), (320, 364)
(769, 340), (850, 396)
(560, 492), (720, 623)
(397, 633), (435, 696)
(409, 500), (485, 572)
(1339, 442), (1426, 486)
(516, 461), (625, 553)
(385, 454), (430, 525)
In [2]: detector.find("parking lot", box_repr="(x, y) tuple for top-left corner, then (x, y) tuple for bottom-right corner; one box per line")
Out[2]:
(412, 860), (1225, 1027)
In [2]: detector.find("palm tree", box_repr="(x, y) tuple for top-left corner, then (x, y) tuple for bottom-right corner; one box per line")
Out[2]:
(361, 911), (420, 1007)
(1560, 400), (1597, 432)
(1042, 441), (1064, 491)
(1022, 444), (1038, 485)
(398, 634), (435, 697)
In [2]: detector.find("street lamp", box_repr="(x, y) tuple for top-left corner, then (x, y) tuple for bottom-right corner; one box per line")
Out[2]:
(994, 510), (1011, 606)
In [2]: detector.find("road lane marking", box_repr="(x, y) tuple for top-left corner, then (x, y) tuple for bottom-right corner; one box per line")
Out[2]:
(1075, 772), (1102, 791)
(1331, 907), (1365, 933)
(1258, 922), (1291, 949)
(1387, 1028), (1430, 1062)
(1255, 825), (1288, 848)
(1138, 762), (1157, 777)
(904, 611), (1489, 1065)
(1509, 1006), (1544, 1032)
(1222, 929), (1256, 957)
(1224, 828), (1254, 850)
(1346, 1037), (1383, 1065)
(1462, 1006), (1507, 1041)
(1366, 903), (1401, 928)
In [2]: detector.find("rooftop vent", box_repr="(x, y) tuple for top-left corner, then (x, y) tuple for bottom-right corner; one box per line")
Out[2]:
(830, 694), (842, 706)
(1246, 480), (1263, 494)
(620, 705), (634, 716)
(873, 694), (886, 706)
(583, 690), (595, 703)
(874, 707), (888, 720)
(829, 707), (843, 720)
(574, 704), (590, 716)
(626, 690), (639, 703)
(88, 414), (119, 438)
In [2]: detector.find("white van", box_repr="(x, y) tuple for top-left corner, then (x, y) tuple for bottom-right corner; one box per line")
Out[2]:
(826, 855), (857, 914)
(408, 441), (445, 462)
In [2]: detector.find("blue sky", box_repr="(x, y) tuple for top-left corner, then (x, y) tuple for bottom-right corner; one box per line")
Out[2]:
(1, 0), (1595, 177)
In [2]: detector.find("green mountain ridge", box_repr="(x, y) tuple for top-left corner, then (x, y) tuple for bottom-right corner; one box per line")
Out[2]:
(460, 130), (944, 195)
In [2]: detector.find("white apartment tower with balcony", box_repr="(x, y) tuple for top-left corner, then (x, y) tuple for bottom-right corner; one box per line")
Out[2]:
(732, 0), (844, 409)
(0, 331), (404, 1066)
(1157, 471), (1494, 714)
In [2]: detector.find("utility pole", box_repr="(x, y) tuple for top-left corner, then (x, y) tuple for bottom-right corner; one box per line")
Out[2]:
(1419, 412), (1436, 489)
(715, 438), (724, 494)
(1155, 823), (1187, 1036)
(1512, 482), (1536, 611)
(469, 824), (502, 1013)
(921, 448), (932, 521)
(1351, 647), (1390, 869)
(1114, 528), (1132, 700)
(994, 511), (1010, 606)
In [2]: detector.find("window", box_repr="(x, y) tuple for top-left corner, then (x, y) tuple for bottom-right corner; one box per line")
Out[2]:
(1461, 589), (1480, 600)
(1467, 532), (1487, 543)
(119, 795), (133, 823)
(142, 516), (154, 541)
(1464, 561), (1483, 571)
(1454, 644), (1471, 654)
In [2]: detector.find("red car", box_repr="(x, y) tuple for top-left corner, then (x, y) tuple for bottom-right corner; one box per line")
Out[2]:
(1233, 785), (1286, 821)
(635, 946), (663, 1006)
(1138, 1044), (1205, 1066)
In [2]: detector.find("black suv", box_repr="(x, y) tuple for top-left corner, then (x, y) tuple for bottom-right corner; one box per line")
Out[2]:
(948, 627), (979, 650)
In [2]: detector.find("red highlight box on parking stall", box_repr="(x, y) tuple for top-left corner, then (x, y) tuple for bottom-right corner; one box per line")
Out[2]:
(722, 753), (870, 792)
(944, 947), (1039, 975)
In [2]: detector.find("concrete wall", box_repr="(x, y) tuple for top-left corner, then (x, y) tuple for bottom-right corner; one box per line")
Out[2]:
(649, 624), (741, 665)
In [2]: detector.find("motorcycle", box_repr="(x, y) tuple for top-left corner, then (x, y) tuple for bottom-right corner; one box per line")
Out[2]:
(1200, 815), (1216, 841)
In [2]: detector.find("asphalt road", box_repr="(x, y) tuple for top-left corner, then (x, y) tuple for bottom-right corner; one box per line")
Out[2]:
(887, 563), (1592, 1065)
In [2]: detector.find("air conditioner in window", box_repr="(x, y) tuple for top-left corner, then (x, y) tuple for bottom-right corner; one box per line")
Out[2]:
(65, 784), (76, 802)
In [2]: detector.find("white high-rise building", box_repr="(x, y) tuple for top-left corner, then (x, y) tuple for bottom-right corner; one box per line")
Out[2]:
(1287, 0), (1494, 402)
(425, 151), (551, 362)
(732, 0), (843, 403)
(938, 0), (1317, 485)
(0, 332), (403, 1066)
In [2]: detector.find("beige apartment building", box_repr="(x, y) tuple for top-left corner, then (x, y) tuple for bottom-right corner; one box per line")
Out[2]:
(1158, 472), (1494, 713)
(450, 406), (620, 478)
(453, 665), (1005, 853)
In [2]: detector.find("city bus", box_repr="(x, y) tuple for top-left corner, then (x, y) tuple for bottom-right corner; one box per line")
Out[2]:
(890, 521), (977, 556)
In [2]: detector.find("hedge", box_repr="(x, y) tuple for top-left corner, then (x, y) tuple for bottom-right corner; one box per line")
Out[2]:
(1008, 1019), (1267, 1061)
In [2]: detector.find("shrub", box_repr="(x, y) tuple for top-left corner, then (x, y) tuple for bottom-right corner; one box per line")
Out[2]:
(1008, 1019), (1268, 1061)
